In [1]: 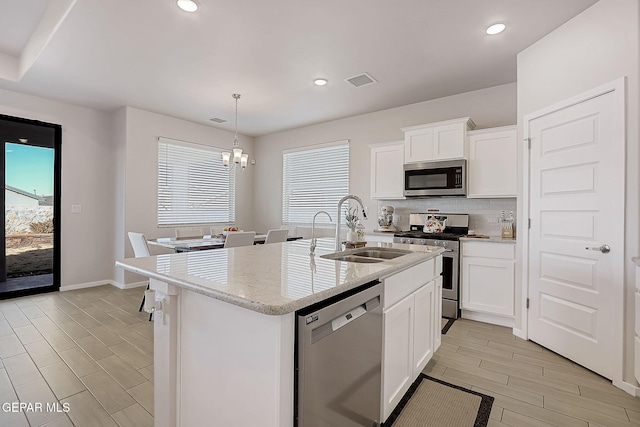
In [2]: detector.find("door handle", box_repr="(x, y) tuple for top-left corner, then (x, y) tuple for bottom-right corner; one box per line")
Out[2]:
(585, 244), (610, 254)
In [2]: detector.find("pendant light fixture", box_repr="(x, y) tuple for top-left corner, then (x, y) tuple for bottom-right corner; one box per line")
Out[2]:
(221, 93), (249, 170)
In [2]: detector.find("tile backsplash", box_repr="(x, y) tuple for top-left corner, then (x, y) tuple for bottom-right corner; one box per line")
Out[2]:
(377, 198), (517, 237)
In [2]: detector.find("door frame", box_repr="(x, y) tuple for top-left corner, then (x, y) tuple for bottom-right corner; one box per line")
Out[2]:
(521, 77), (626, 388)
(1, 113), (62, 299)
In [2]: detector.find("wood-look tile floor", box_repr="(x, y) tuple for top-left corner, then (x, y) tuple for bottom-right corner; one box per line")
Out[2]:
(2, 286), (640, 426)
(0, 285), (152, 427)
(429, 318), (640, 426)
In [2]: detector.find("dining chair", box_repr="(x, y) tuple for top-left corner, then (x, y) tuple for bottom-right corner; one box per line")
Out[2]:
(224, 231), (256, 248)
(210, 226), (224, 236)
(128, 232), (152, 321)
(265, 229), (289, 244)
(175, 227), (204, 238)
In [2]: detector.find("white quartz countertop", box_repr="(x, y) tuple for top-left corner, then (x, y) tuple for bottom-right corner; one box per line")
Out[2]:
(116, 238), (443, 315)
(460, 236), (517, 244)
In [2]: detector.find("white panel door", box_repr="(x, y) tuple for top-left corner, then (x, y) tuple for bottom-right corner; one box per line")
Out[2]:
(527, 89), (624, 380)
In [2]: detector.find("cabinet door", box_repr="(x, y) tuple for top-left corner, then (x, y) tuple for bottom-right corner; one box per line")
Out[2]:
(461, 257), (515, 316)
(413, 281), (434, 377)
(467, 127), (517, 197)
(433, 122), (466, 160)
(404, 128), (434, 163)
(382, 294), (414, 420)
(433, 276), (442, 352)
(371, 142), (405, 199)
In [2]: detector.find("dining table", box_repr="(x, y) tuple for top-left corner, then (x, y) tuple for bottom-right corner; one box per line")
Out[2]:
(147, 234), (304, 252)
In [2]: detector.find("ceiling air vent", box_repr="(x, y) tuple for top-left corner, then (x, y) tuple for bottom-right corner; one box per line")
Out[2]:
(345, 72), (377, 88)
(209, 117), (227, 123)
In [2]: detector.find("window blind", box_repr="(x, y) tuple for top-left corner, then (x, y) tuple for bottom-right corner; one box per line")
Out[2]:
(158, 137), (235, 226)
(282, 140), (349, 225)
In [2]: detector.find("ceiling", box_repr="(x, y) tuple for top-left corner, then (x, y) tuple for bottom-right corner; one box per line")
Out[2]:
(0, 0), (598, 137)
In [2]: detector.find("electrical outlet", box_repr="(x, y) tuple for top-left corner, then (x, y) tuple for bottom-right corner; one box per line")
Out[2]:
(71, 205), (82, 213)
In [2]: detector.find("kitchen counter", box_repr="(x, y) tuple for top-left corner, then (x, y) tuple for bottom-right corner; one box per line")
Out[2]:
(115, 238), (443, 427)
(460, 236), (517, 244)
(116, 238), (443, 315)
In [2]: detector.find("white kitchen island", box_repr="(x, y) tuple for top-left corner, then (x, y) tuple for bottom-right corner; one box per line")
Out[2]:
(116, 238), (443, 427)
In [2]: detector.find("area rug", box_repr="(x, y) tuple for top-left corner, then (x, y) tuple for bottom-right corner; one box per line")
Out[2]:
(382, 374), (494, 427)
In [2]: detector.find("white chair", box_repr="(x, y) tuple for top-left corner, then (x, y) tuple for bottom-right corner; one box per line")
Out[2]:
(264, 229), (289, 244)
(210, 226), (225, 236)
(175, 227), (204, 238)
(224, 231), (256, 248)
(128, 232), (152, 320)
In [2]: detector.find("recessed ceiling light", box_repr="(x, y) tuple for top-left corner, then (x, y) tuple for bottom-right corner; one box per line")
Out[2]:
(314, 78), (328, 86)
(177, 0), (199, 12)
(486, 23), (506, 35)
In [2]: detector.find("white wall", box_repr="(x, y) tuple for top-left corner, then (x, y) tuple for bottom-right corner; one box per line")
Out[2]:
(516, 0), (640, 385)
(253, 83), (517, 235)
(115, 107), (255, 283)
(0, 88), (115, 288)
(5, 190), (38, 206)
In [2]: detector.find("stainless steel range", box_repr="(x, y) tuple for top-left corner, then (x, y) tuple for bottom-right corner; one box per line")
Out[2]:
(393, 213), (469, 319)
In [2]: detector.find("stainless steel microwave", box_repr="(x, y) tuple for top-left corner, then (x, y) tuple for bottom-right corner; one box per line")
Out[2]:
(403, 159), (466, 197)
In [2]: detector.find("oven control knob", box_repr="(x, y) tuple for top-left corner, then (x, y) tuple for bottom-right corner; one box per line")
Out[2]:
(434, 240), (439, 246)
(420, 239), (427, 245)
(406, 239), (413, 244)
(399, 238), (405, 244)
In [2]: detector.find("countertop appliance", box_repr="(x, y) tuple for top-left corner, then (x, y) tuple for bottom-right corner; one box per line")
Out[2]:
(393, 213), (469, 319)
(404, 159), (466, 197)
(296, 281), (383, 427)
(377, 205), (395, 230)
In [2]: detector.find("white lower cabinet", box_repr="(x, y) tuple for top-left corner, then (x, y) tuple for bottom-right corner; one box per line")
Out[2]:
(434, 276), (442, 352)
(461, 241), (515, 327)
(381, 257), (442, 421)
(412, 281), (435, 376)
(382, 293), (415, 419)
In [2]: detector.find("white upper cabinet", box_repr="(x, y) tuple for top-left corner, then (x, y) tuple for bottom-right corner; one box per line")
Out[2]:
(370, 141), (405, 199)
(467, 125), (517, 198)
(402, 117), (476, 163)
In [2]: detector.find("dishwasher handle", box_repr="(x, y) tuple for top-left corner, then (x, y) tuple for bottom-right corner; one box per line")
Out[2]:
(331, 305), (367, 332)
(309, 294), (381, 345)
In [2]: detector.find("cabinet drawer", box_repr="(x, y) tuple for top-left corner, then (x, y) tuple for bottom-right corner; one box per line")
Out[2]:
(462, 242), (514, 259)
(384, 259), (434, 309)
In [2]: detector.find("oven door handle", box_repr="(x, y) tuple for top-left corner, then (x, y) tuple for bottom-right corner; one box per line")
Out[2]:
(442, 249), (454, 253)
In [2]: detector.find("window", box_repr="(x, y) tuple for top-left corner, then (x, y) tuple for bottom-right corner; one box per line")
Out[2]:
(158, 137), (235, 226)
(282, 140), (349, 225)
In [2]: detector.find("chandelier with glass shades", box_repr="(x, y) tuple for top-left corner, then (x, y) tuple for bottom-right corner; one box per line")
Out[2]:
(221, 93), (249, 170)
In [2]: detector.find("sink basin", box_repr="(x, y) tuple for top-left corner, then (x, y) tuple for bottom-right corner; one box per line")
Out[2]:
(320, 247), (412, 263)
(323, 255), (385, 263)
(350, 249), (412, 259)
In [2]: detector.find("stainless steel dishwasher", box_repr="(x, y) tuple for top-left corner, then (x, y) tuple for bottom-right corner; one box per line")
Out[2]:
(296, 280), (382, 427)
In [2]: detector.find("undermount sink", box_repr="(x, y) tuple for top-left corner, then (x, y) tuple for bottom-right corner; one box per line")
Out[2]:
(323, 255), (386, 263)
(320, 248), (412, 263)
(350, 249), (412, 259)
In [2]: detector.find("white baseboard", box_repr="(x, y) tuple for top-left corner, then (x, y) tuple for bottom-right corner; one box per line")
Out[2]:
(60, 280), (147, 292)
(109, 280), (148, 290)
(461, 310), (515, 328)
(60, 280), (112, 292)
(613, 379), (640, 397)
(512, 328), (527, 340)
